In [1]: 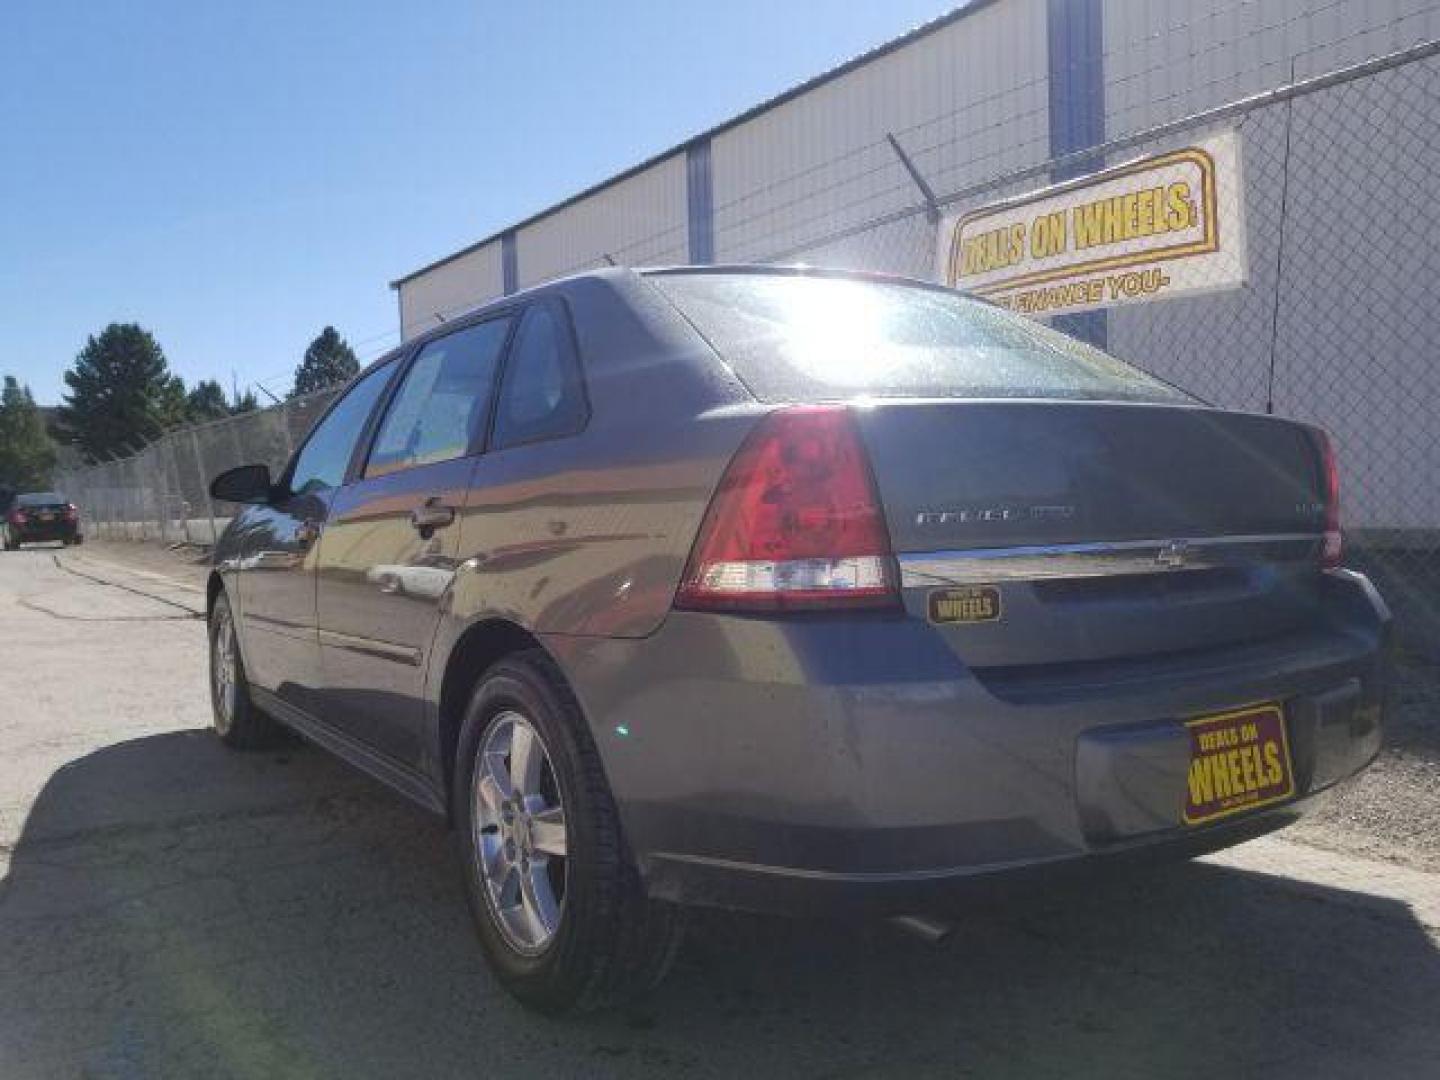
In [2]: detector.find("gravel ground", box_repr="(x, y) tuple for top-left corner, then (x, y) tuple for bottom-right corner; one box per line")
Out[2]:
(1289, 658), (1440, 871)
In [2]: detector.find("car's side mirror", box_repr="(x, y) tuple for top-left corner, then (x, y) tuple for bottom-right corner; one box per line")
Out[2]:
(210, 464), (273, 505)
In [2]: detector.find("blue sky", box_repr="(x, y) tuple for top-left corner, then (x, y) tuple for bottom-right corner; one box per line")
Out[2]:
(1, 0), (955, 405)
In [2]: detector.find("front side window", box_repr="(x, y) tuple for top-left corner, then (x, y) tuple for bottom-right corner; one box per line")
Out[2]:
(493, 300), (588, 449)
(366, 318), (511, 478)
(289, 359), (397, 495)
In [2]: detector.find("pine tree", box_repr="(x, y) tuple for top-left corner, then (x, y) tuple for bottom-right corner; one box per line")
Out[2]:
(57, 323), (186, 459)
(186, 379), (232, 422)
(291, 327), (358, 398)
(0, 377), (58, 491)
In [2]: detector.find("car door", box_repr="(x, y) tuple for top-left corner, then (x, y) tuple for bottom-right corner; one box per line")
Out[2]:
(314, 315), (514, 767)
(233, 358), (399, 713)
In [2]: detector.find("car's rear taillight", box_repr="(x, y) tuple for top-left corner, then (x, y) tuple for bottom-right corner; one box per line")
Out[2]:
(8, 510), (25, 525)
(676, 405), (898, 611)
(1314, 428), (1342, 569)
(63, 503), (78, 520)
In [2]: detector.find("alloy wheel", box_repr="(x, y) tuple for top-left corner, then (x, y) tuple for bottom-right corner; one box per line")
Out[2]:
(473, 711), (569, 954)
(211, 606), (237, 736)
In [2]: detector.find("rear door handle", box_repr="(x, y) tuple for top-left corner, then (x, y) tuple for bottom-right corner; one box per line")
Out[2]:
(410, 501), (456, 532)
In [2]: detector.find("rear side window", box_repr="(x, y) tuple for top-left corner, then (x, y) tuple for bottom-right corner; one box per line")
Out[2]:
(492, 300), (588, 450)
(366, 318), (511, 478)
(289, 358), (397, 494)
(648, 272), (1191, 405)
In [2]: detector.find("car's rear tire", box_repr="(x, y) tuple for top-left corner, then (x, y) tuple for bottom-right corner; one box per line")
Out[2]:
(208, 591), (280, 750)
(455, 650), (681, 1014)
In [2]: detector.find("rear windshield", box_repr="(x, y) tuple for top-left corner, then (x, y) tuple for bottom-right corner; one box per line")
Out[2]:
(649, 272), (1191, 404)
(17, 492), (64, 506)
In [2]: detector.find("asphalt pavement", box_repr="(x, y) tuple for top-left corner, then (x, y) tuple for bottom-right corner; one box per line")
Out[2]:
(1, 545), (1438, 1079)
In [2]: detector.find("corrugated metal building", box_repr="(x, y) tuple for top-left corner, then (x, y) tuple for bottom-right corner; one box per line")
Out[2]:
(393, 0), (1049, 337)
(392, 0), (1439, 335)
(390, 0), (1440, 540)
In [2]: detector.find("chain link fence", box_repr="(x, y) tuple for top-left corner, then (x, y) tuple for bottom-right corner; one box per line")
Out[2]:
(57, 389), (339, 548)
(760, 38), (1440, 671)
(55, 39), (1440, 672)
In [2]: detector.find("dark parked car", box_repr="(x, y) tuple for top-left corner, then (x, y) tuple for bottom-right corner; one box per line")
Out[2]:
(206, 266), (1388, 1013)
(3, 491), (82, 549)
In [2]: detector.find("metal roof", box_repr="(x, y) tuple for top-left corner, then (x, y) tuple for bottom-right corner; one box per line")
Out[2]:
(390, 1), (999, 289)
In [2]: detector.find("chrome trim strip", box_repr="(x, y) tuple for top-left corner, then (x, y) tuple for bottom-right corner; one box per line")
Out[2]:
(898, 533), (1322, 586)
(317, 628), (423, 667)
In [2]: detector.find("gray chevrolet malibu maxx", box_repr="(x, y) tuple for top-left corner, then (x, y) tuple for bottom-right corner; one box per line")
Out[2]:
(206, 266), (1387, 1012)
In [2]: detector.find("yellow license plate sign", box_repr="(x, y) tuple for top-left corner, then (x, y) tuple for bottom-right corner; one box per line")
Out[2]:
(928, 586), (1001, 625)
(1183, 704), (1295, 825)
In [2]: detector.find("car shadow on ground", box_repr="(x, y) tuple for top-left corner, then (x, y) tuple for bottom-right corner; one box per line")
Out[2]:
(1, 732), (1437, 1079)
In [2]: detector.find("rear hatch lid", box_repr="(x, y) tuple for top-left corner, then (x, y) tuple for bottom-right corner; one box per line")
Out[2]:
(856, 399), (1327, 667)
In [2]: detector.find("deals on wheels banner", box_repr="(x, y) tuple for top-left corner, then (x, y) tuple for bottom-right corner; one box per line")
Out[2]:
(937, 131), (1247, 316)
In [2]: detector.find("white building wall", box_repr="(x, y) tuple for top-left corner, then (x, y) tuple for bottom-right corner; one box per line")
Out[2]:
(711, 0), (1050, 265)
(1102, 0), (1440, 137)
(515, 154), (688, 289)
(1269, 55), (1440, 531)
(398, 241), (503, 342)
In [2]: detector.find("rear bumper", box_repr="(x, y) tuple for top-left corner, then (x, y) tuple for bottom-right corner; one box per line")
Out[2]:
(12, 522), (78, 543)
(641, 796), (1325, 917)
(547, 569), (1389, 917)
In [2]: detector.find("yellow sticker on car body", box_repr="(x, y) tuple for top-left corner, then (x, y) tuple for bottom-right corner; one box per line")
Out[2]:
(928, 586), (1001, 624)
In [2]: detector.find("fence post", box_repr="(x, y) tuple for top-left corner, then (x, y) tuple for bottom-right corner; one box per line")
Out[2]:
(101, 454), (121, 541)
(137, 453), (148, 541)
(168, 434), (186, 545)
(885, 132), (941, 223)
(152, 440), (172, 544)
(87, 470), (98, 541)
(153, 438), (169, 545)
(140, 442), (157, 542)
(124, 456), (137, 541)
(106, 459), (118, 541)
(163, 435), (186, 546)
(126, 442), (147, 542)
(279, 400), (296, 458)
(188, 427), (220, 546)
(115, 457), (127, 541)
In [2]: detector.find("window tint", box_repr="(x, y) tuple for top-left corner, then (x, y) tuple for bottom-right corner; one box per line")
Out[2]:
(17, 492), (64, 506)
(289, 359), (396, 495)
(493, 301), (588, 449)
(648, 272), (1192, 405)
(366, 318), (511, 478)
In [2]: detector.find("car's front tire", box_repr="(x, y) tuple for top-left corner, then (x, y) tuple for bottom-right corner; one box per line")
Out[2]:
(208, 591), (279, 749)
(455, 650), (681, 1014)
